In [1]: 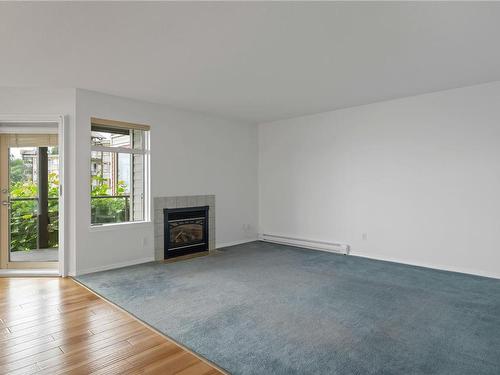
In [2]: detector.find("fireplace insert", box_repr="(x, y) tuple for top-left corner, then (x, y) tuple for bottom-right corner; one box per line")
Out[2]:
(163, 206), (209, 258)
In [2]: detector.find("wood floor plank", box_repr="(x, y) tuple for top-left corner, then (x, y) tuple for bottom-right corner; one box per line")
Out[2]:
(5, 303), (119, 333)
(35, 340), (133, 375)
(57, 332), (167, 375)
(0, 309), (127, 345)
(129, 343), (186, 372)
(142, 350), (200, 375)
(0, 277), (224, 375)
(0, 318), (135, 365)
(0, 333), (56, 360)
(176, 361), (221, 375)
(0, 346), (63, 373)
(58, 321), (144, 354)
(7, 361), (39, 375)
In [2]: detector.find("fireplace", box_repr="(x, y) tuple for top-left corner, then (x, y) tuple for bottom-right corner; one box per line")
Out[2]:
(163, 206), (209, 259)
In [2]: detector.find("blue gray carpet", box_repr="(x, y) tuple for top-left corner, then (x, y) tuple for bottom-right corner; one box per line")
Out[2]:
(76, 241), (500, 374)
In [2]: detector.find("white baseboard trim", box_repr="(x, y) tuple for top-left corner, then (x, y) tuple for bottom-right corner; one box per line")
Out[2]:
(260, 233), (350, 255)
(216, 238), (258, 249)
(352, 251), (500, 280)
(0, 269), (60, 277)
(75, 256), (155, 276)
(261, 233), (499, 279)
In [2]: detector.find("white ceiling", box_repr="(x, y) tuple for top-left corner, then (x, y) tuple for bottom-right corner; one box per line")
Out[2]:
(1, 2), (500, 123)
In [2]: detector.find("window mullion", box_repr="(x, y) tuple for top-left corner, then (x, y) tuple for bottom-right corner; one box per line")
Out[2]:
(91, 145), (145, 155)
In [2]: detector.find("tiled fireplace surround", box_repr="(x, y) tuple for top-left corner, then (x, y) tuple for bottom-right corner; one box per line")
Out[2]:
(154, 195), (216, 260)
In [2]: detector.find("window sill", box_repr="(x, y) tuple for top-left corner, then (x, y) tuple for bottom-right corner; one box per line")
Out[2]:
(89, 220), (152, 232)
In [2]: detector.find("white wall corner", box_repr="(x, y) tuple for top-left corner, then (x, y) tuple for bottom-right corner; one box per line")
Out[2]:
(216, 238), (259, 249)
(74, 256), (155, 276)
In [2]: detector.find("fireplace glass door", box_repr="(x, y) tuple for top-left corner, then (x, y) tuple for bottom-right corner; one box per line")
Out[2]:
(169, 219), (205, 249)
(164, 206), (208, 258)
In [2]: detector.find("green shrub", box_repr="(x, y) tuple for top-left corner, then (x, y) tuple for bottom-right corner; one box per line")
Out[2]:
(10, 173), (129, 251)
(10, 172), (59, 251)
(91, 176), (129, 224)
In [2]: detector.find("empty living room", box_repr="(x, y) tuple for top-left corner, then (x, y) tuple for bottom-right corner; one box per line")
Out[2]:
(1, 1), (500, 374)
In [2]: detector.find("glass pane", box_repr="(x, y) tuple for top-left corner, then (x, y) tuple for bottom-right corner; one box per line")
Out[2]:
(132, 153), (144, 221)
(91, 151), (133, 224)
(48, 146), (60, 251)
(9, 146), (59, 262)
(118, 153), (131, 194)
(10, 147), (39, 254)
(169, 219), (204, 248)
(132, 129), (144, 150)
(91, 126), (131, 149)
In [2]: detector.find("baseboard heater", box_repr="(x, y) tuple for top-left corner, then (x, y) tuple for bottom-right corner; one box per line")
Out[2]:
(260, 233), (350, 255)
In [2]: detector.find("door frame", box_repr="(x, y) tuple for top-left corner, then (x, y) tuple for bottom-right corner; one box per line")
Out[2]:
(0, 114), (66, 276)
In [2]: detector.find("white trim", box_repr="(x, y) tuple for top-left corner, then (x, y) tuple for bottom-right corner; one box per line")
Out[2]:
(58, 115), (66, 277)
(216, 238), (259, 249)
(0, 127), (58, 134)
(89, 220), (152, 232)
(352, 251), (500, 280)
(144, 129), (151, 223)
(0, 114), (63, 123)
(91, 145), (148, 155)
(259, 233), (350, 255)
(89, 126), (151, 226)
(0, 269), (59, 277)
(260, 232), (499, 279)
(74, 256), (155, 276)
(0, 114), (67, 277)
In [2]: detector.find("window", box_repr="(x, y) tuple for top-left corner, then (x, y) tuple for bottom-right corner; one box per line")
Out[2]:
(90, 118), (150, 225)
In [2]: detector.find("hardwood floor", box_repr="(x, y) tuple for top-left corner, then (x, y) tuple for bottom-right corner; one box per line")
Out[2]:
(0, 277), (224, 375)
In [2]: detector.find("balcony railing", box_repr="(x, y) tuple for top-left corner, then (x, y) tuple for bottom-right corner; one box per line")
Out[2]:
(9, 195), (130, 251)
(9, 197), (59, 252)
(91, 195), (130, 224)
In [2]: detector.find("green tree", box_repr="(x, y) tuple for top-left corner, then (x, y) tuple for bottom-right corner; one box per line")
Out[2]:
(9, 159), (25, 184)
(90, 176), (129, 224)
(9, 172), (59, 251)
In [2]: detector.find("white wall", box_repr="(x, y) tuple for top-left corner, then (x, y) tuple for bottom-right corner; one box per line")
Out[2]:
(0, 88), (77, 274)
(0, 87), (258, 275)
(5, 82), (499, 279)
(75, 89), (258, 274)
(259, 81), (500, 279)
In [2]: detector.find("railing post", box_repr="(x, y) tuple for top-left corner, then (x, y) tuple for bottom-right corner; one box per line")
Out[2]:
(125, 196), (130, 221)
(38, 147), (49, 249)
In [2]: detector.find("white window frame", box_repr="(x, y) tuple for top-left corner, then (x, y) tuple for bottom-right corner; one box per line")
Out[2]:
(89, 118), (150, 228)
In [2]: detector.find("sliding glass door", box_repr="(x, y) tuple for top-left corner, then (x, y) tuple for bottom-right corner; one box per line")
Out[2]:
(0, 134), (59, 269)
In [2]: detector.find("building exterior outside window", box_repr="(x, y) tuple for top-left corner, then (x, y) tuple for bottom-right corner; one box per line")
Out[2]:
(90, 118), (150, 225)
